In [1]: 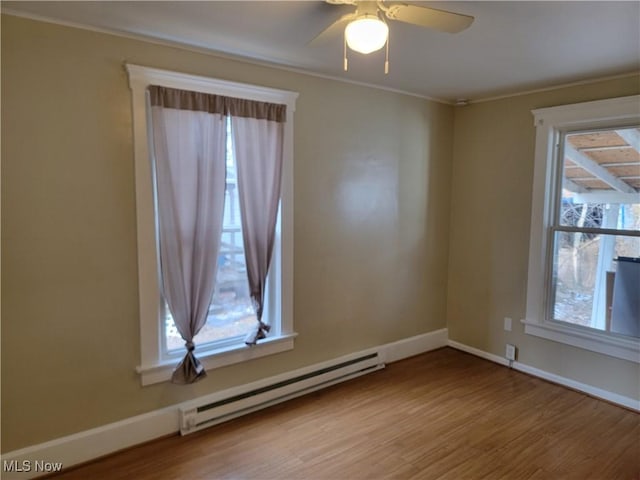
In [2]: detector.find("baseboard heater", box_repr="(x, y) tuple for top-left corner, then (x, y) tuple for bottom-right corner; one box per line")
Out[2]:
(179, 352), (384, 435)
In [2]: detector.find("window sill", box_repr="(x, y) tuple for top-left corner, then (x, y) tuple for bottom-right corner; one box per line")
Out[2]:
(136, 333), (297, 386)
(522, 319), (639, 363)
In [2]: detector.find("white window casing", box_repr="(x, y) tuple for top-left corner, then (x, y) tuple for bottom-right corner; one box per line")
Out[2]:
(524, 95), (640, 363)
(126, 64), (298, 385)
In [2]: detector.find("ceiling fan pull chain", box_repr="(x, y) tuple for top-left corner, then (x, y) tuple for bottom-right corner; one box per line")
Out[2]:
(344, 33), (349, 71)
(384, 31), (389, 74)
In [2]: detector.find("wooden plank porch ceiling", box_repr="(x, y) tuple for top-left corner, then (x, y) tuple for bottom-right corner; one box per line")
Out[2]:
(564, 128), (640, 192)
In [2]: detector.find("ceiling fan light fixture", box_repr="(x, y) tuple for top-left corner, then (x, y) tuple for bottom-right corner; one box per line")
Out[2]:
(344, 14), (388, 54)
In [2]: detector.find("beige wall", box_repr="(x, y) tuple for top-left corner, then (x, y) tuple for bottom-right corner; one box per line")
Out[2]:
(447, 75), (640, 399)
(3, 12), (637, 454)
(1, 15), (453, 451)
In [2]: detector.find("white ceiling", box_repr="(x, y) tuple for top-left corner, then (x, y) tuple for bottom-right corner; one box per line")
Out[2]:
(3, 1), (639, 102)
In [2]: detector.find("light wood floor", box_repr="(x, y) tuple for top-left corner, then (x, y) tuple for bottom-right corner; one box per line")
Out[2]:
(49, 348), (639, 480)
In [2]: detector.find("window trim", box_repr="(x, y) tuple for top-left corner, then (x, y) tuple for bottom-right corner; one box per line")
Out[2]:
(126, 64), (298, 385)
(525, 95), (640, 363)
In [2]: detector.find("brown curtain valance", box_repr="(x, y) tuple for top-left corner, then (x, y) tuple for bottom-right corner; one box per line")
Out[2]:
(149, 85), (286, 123)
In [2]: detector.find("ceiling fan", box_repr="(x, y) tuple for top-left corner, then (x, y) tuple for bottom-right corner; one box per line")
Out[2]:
(313, 0), (474, 73)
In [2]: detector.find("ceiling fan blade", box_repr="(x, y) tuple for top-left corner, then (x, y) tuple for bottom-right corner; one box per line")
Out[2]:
(309, 12), (357, 45)
(384, 3), (474, 33)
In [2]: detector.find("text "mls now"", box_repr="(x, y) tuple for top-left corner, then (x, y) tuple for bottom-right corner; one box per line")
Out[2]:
(3, 460), (63, 473)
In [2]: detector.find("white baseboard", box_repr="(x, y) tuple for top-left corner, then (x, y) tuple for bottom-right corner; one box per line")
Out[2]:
(511, 360), (640, 411)
(0, 407), (179, 480)
(447, 340), (640, 412)
(447, 340), (510, 367)
(1, 329), (448, 479)
(382, 328), (448, 363)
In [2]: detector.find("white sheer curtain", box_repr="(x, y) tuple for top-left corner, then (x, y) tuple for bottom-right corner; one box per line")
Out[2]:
(231, 104), (285, 345)
(149, 86), (286, 383)
(149, 86), (227, 384)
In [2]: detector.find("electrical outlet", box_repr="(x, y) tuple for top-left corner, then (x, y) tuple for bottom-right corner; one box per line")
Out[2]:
(506, 344), (516, 361)
(504, 317), (512, 331)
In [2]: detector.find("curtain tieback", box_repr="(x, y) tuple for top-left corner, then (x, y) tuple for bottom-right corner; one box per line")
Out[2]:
(245, 321), (271, 346)
(259, 321), (271, 333)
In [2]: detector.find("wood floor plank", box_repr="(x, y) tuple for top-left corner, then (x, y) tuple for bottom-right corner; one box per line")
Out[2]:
(47, 348), (639, 479)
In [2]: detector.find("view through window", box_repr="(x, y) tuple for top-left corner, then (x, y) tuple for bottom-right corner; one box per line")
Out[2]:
(164, 118), (257, 353)
(551, 127), (640, 336)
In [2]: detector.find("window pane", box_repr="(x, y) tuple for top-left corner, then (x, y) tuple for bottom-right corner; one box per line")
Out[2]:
(560, 127), (640, 232)
(552, 231), (640, 336)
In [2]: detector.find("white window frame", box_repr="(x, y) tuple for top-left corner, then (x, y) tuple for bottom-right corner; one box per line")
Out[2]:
(524, 95), (640, 363)
(126, 64), (298, 385)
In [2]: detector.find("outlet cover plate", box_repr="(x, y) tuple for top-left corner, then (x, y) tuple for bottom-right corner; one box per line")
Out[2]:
(504, 317), (512, 331)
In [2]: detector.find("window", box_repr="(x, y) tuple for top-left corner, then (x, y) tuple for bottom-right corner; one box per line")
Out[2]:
(525, 95), (640, 362)
(127, 65), (298, 385)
